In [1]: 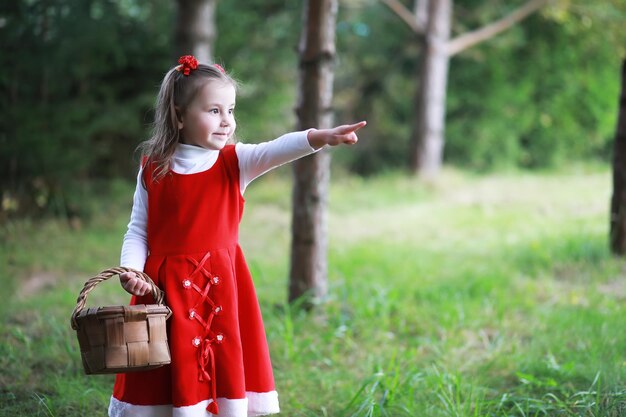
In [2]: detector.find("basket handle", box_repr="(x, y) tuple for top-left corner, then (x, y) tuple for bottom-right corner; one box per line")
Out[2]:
(71, 267), (164, 330)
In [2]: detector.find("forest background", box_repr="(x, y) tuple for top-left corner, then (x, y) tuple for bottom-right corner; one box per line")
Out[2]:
(2, 0), (625, 216)
(2, 0), (626, 416)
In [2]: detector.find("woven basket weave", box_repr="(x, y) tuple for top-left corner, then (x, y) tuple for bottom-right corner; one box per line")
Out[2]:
(70, 267), (172, 375)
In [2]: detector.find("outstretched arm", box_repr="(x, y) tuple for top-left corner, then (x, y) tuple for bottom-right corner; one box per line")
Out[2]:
(236, 121), (367, 193)
(306, 121), (367, 149)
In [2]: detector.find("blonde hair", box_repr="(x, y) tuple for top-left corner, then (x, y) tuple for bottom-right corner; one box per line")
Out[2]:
(139, 63), (238, 181)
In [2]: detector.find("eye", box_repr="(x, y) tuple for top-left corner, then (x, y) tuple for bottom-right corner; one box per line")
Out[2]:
(228, 108), (235, 115)
(209, 109), (219, 114)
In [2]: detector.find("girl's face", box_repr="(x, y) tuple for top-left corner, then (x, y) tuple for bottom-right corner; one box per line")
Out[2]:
(178, 80), (237, 150)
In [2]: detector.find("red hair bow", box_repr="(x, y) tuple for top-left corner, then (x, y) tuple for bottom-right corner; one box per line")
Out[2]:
(177, 55), (198, 76)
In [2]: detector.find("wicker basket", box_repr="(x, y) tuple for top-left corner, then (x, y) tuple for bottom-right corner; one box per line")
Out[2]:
(70, 267), (172, 375)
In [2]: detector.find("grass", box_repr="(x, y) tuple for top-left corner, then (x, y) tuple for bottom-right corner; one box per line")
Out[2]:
(1, 166), (625, 416)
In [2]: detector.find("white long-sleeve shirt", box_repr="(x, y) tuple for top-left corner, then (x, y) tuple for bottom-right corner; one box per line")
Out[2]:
(121, 130), (317, 270)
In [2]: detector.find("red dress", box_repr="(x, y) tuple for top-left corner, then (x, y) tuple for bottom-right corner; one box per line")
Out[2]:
(110, 145), (279, 417)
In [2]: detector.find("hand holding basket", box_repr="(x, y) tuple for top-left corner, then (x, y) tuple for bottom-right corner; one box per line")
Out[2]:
(71, 267), (172, 375)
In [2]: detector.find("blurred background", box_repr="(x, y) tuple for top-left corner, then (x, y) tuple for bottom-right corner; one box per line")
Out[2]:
(2, 1), (626, 416)
(2, 0), (625, 219)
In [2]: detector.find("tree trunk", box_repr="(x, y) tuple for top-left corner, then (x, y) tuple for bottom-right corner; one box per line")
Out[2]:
(414, 0), (429, 30)
(175, 0), (217, 63)
(289, 0), (337, 305)
(383, 0), (548, 178)
(410, 0), (451, 178)
(610, 59), (626, 255)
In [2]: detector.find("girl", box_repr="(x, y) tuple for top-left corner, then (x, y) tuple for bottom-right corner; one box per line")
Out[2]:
(109, 55), (366, 417)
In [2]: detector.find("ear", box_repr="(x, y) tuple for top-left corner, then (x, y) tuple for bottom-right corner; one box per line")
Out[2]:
(175, 106), (184, 130)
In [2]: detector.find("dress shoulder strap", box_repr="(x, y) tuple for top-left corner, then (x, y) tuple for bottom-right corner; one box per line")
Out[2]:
(220, 144), (240, 188)
(140, 156), (159, 191)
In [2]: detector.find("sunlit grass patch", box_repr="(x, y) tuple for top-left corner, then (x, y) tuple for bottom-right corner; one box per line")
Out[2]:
(2, 167), (625, 416)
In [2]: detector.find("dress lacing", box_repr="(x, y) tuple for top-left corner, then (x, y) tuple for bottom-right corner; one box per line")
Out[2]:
(182, 251), (223, 415)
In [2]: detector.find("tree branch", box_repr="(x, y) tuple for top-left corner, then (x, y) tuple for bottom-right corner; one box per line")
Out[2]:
(446, 0), (549, 57)
(381, 0), (424, 34)
(414, 0), (428, 30)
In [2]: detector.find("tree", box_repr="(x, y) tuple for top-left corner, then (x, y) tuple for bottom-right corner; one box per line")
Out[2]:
(611, 59), (626, 255)
(383, 0), (548, 178)
(175, 0), (217, 62)
(288, 0), (338, 305)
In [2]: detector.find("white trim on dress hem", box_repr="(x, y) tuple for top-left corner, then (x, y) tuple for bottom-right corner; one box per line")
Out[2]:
(108, 391), (280, 417)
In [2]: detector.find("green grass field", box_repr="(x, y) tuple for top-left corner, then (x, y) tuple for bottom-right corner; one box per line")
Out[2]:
(1, 166), (625, 416)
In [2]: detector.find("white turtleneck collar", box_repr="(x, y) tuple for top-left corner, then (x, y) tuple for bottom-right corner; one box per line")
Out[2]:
(171, 143), (220, 175)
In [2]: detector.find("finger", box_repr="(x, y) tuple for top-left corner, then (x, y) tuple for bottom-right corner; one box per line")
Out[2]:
(121, 278), (132, 291)
(136, 285), (148, 296)
(131, 278), (146, 295)
(126, 278), (139, 293)
(340, 121), (367, 133)
(120, 272), (136, 283)
(141, 281), (152, 296)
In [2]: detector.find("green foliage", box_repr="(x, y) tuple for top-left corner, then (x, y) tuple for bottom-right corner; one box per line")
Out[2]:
(337, 0), (626, 173)
(2, 168), (626, 416)
(2, 0), (626, 220)
(447, 2), (624, 170)
(1, 0), (173, 216)
(335, 1), (417, 175)
(214, 0), (302, 141)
